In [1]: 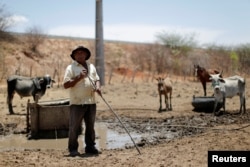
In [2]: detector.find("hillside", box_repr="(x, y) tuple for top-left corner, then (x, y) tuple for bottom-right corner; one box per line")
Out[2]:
(0, 33), (245, 85)
(0, 34), (147, 83)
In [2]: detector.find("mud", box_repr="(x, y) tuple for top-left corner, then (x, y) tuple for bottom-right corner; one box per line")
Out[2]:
(1, 109), (249, 149)
(99, 110), (250, 148)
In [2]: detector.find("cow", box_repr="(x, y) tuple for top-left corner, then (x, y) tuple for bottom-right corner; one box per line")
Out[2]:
(156, 76), (172, 112)
(194, 64), (221, 96)
(7, 74), (55, 114)
(209, 73), (246, 115)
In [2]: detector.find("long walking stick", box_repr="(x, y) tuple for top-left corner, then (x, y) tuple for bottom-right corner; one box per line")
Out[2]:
(87, 76), (141, 155)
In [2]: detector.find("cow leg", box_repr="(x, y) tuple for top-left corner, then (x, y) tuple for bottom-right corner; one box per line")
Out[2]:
(214, 97), (226, 116)
(239, 95), (246, 114)
(158, 94), (162, 112)
(202, 82), (206, 96)
(243, 97), (246, 114)
(7, 88), (15, 114)
(169, 91), (172, 111)
(239, 96), (242, 114)
(213, 99), (223, 116)
(7, 95), (15, 114)
(213, 101), (218, 115)
(164, 94), (167, 111)
(222, 97), (226, 112)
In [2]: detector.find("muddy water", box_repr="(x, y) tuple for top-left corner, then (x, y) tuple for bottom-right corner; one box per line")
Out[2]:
(0, 122), (141, 150)
(1, 112), (248, 151)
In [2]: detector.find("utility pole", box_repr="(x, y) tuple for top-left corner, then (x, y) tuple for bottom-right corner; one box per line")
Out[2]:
(95, 0), (105, 85)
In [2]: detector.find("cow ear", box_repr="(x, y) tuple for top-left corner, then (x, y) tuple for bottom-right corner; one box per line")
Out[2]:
(155, 77), (159, 81)
(219, 78), (225, 83)
(39, 78), (44, 84)
(209, 74), (213, 80)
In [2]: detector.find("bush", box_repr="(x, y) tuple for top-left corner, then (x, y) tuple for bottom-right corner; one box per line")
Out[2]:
(25, 25), (46, 53)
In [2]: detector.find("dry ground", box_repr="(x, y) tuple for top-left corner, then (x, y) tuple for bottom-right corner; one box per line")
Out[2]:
(0, 77), (250, 167)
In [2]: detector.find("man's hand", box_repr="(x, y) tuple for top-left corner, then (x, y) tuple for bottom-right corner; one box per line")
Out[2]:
(95, 88), (102, 96)
(64, 70), (88, 89)
(95, 80), (102, 96)
(78, 70), (87, 80)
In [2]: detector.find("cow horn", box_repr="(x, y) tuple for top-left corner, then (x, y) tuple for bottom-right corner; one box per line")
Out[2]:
(220, 70), (223, 76)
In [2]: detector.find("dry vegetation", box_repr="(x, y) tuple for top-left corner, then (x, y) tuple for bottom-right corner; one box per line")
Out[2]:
(1, 33), (249, 86)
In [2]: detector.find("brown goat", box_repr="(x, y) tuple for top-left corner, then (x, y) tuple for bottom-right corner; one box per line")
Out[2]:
(156, 76), (172, 112)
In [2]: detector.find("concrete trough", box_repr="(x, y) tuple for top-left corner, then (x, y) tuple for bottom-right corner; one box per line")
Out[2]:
(27, 98), (70, 139)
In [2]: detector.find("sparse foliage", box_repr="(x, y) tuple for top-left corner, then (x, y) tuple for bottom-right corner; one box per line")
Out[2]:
(156, 31), (197, 56)
(204, 44), (232, 74)
(0, 3), (15, 41)
(0, 47), (7, 80)
(25, 25), (46, 53)
(236, 44), (250, 74)
(0, 3), (11, 31)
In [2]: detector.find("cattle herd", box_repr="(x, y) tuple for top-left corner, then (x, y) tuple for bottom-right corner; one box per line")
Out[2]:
(5, 65), (247, 116)
(155, 64), (246, 116)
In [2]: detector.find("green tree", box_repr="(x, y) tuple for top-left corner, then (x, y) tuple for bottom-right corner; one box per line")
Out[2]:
(229, 51), (239, 73)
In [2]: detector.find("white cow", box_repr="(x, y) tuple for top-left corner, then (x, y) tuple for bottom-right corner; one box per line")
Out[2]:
(209, 73), (246, 115)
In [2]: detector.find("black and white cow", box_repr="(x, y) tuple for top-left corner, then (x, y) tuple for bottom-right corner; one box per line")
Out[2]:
(7, 74), (55, 114)
(209, 73), (246, 115)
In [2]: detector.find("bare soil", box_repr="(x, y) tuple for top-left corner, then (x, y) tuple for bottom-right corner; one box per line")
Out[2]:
(0, 77), (250, 167)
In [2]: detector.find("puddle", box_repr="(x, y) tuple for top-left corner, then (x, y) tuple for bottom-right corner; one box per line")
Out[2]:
(0, 122), (141, 150)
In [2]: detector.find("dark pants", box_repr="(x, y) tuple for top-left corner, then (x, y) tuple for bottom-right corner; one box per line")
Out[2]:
(68, 104), (96, 152)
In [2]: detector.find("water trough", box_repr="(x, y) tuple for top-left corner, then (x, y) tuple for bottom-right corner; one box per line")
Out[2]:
(191, 96), (223, 112)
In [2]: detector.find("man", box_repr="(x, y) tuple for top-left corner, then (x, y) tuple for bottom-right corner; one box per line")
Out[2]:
(63, 46), (101, 156)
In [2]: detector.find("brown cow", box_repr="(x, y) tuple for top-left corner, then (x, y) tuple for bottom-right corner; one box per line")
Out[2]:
(194, 64), (221, 96)
(156, 76), (172, 112)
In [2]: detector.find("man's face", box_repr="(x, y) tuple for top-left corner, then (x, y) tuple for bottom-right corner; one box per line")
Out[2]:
(74, 50), (87, 63)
